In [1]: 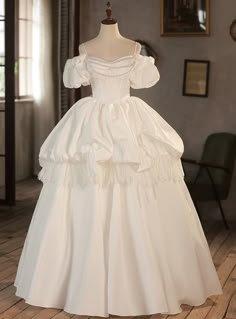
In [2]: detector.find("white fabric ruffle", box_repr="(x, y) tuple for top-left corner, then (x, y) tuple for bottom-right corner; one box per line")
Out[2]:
(63, 53), (90, 88)
(38, 96), (185, 187)
(130, 55), (160, 89)
(38, 157), (184, 188)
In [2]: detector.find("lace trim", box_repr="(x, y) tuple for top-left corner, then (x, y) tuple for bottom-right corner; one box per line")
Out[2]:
(37, 156), (185, 188)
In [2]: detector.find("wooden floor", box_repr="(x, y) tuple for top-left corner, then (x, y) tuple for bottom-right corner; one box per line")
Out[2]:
(0, 178), (235, 319)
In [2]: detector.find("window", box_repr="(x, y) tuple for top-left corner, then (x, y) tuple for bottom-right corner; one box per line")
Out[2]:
(0, 0), (33, 100)
(16, 0), (33, 98)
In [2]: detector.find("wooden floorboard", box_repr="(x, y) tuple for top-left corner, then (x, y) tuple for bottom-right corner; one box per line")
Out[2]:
(0, 178), (235, 319)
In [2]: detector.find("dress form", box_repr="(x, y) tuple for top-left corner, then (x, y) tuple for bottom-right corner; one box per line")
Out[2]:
(79, 2), (137, 60)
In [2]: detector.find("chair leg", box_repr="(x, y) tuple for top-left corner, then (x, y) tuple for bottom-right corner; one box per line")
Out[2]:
(215, 197), (230, 230)
(193, 200), (203, 223)
(205, 168), (230, 230)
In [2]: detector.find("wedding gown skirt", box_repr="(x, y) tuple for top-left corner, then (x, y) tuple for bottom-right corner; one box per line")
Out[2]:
(14, 42), (223, 317)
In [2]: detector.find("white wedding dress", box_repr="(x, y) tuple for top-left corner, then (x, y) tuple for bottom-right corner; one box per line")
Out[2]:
(14, 41), (223, 317)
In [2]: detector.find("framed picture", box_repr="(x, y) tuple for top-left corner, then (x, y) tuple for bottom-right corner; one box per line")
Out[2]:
(160, 0), (210, 36)
(183, 60), (210, 97)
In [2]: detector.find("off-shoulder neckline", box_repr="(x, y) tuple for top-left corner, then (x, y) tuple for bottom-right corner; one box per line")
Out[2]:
(81, 41), (142, 64)
(86, 54), (137, 63)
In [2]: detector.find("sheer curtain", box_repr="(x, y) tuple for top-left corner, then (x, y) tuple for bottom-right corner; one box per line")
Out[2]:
(32, 0), (60, 174)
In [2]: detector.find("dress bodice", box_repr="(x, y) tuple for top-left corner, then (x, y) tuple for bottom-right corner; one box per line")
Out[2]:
(62, 42), (160, 103)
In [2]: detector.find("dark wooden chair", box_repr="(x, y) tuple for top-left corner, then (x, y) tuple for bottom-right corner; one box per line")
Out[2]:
(181, 132), (236, 229)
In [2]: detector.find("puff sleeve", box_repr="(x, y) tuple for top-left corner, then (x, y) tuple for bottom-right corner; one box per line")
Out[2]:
(130, 55), (160, 89)
(62, 53), (90, 88)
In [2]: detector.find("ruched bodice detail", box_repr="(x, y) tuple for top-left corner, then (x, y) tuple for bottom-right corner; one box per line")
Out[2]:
(86, 56), (135, 103)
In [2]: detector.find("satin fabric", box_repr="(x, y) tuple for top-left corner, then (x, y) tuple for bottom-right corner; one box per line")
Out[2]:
(14, 181), (223, 316)
(14, 42), (223, 316)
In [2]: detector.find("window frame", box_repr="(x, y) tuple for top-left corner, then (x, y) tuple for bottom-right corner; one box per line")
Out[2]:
(0, 0), (33, 101)
(15, 0), (33, 100)
(0, 0), (16, 205)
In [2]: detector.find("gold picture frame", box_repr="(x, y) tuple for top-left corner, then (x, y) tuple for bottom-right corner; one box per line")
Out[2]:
(160, 0), (210, 36)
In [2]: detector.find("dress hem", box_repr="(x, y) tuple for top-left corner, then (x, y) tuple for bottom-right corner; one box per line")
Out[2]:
(13, 282), (223, 317)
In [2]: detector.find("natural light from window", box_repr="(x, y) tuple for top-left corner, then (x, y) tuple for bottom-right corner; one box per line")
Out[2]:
(18, 0), (33, 98)
(0, 0), (33, 99)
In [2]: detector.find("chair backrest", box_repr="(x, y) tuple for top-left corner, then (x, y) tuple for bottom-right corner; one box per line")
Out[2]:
(198, 132), (236, 196)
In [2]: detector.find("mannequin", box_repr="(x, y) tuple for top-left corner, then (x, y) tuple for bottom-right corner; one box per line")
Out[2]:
(79, 2), (137, 61)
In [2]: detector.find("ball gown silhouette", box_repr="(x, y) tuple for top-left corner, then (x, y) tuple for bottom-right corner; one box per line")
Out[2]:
(14, 41), (223, 316)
